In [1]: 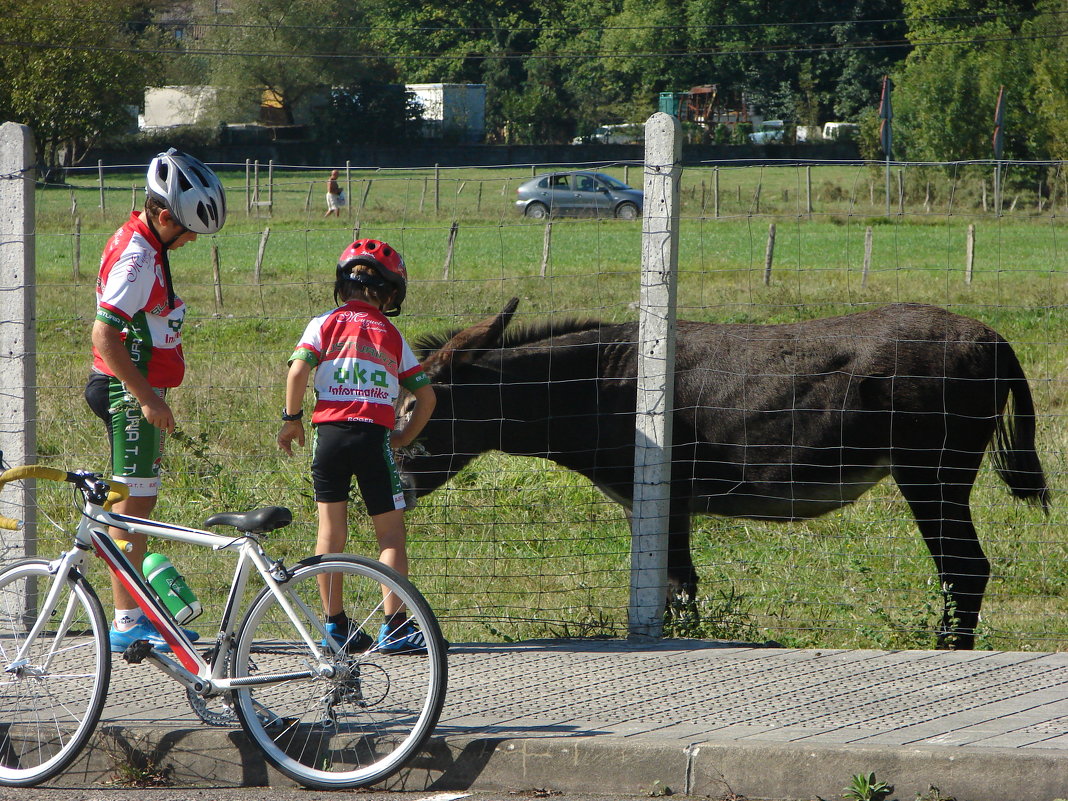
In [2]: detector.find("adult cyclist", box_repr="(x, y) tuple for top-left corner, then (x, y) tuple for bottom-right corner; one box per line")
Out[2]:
(84, 148), (226, 652)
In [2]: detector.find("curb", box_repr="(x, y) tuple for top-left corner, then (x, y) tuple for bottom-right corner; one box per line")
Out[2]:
(50, 726), (1068, 800)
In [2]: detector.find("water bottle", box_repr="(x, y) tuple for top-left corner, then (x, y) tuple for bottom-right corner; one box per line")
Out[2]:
(142, 552), (202, 623)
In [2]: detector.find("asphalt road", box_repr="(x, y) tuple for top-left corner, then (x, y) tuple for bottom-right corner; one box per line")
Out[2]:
(0, 790), (680, 801)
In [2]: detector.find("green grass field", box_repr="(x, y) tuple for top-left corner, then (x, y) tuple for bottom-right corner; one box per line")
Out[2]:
(20, 160), (1068, 651)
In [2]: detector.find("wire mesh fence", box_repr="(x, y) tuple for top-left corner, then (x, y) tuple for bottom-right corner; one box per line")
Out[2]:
(14, 152), (1068, 651)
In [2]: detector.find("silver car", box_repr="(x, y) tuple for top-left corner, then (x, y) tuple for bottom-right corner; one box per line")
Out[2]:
(515, 171), (643, 220)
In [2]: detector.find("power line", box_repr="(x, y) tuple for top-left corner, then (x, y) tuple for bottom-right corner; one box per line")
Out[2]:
(3, 8), (1060, 36)
(0, 28), (1059, 62)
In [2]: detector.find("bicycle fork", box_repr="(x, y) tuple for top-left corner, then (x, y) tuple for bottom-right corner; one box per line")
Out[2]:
(6, 549), (90, 676)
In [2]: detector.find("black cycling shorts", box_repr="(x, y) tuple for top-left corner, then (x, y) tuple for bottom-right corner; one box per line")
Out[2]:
(84, 372), (166, 497)
(311, 422), (405, 515)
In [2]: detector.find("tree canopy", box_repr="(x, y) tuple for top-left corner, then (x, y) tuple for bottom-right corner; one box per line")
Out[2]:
(0, 0), (158, 173)
(2, 0), (1066, 161)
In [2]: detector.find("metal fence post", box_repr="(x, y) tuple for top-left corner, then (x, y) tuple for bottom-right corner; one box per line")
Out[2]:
(0, 122), (37, 564)
(630, 112), (680, 638)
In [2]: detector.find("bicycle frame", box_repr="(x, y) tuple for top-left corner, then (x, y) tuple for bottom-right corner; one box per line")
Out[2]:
(18, 482), (338, 701)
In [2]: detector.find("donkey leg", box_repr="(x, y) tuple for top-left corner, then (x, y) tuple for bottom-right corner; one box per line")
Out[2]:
(667, 508), (697, 603)
(892, 464), (990, 650)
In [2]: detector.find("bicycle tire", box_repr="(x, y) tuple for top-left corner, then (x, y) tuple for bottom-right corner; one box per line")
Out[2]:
(0, 559), (111, 786)
(231, 554), (447, 790)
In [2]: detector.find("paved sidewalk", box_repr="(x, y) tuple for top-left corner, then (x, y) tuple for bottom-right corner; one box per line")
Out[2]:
(54, 639), (1068, 801)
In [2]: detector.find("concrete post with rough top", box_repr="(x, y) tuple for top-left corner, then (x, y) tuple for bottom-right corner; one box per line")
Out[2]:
(0, 122), (37, 561)
(630, 112), (680, 637)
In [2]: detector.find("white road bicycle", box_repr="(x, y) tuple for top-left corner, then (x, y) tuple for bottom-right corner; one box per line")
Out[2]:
(0, 465), (447, 789)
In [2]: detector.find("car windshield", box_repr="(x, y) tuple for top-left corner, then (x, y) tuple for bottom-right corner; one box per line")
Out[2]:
(594, 173), (631, 190)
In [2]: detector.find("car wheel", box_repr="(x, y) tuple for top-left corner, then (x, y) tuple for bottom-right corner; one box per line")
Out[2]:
(615, 202), (639, 220)
(524, 202), (549, 219)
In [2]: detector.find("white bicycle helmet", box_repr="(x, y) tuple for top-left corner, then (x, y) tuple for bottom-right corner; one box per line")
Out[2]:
(146, 148), (227, 235)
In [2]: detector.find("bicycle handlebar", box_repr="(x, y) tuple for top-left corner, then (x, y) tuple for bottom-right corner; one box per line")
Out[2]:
(0, 466), (131, 530)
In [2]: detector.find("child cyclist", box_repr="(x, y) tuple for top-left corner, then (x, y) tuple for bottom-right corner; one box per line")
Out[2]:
(85, 148), (225, 653)
(277, 239), (437, 654)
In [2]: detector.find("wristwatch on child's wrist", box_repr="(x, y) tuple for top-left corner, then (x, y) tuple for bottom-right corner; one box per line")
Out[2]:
(281, 408), (303, 421)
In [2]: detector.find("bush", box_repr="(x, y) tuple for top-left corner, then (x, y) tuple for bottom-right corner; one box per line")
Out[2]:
(102, 124), (222, 154)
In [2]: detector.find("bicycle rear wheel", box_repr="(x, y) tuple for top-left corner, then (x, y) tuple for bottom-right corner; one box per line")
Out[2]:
(0, 559), (111, 786)
(231, 554), (446, 790)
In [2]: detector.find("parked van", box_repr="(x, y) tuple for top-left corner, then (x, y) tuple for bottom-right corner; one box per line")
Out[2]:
(822, 122), (859, 142)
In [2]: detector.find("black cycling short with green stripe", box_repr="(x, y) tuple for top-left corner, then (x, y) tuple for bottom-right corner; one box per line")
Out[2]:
(311, 421), (405, 515)
(84, 372), (166, 497)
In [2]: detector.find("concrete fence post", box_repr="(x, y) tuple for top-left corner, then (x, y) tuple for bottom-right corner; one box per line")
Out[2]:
(630, 112), (680, 638)
(0, 122), (37, 563)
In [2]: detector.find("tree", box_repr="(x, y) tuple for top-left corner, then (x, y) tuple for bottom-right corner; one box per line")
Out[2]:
(363, 0), (549, 141)
(201, 0), (380, 125)
(891, 0), (1044, 160)
(0, 0), (157, 174)
(313, 83), (425, 145)
(1026, 0), (1068, 159)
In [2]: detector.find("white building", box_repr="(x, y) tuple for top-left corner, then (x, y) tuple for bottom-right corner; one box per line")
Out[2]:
(140, 86), (218, 130)
(406, 83), (486, 143)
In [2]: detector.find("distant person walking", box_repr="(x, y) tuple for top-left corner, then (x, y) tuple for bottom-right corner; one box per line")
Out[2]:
(325, 169), (345, 217)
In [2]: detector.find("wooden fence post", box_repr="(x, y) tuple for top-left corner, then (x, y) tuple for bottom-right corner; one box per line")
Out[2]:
(541, 221), (552, 278)
(442, 221), (458, 279)
(434, 164), (440, 216)
(254, 226), (270, 284)
(98, 160), (106, 216)
(763, 223), (776, 285)
(714, 167), (720, 218)
(253, 160), (260, 210)
(358, 180), (372, 218)
(212, 242), (223, 310)
(862, 226), (873, 288)
(806, 165), (813, 217)
(73, 216), (81, 281)
(965, 224), (975, 284)
(267, 160), (274, 214)
(245, 159), (251, 215)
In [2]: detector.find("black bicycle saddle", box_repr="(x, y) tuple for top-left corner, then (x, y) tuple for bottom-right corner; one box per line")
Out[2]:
(204, 506), (293, 534)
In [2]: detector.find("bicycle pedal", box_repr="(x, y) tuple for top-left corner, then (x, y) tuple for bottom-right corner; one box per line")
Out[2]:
(122, 639), (154, 663)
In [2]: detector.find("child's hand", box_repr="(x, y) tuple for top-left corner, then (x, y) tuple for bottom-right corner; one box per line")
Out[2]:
(277, 421), (305, 456)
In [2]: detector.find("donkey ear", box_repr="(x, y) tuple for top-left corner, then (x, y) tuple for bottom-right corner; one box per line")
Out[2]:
(422, 297), (519, 374)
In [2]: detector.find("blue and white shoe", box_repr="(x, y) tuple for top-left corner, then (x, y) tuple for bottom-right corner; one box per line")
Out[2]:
(377, 622), (428, 655)
(108, 616), (200, 653)
(322, 621), (373, 653)
(109, 617), (171, 653)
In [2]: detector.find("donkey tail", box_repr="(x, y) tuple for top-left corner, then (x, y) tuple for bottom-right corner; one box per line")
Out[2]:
(991, 340), (1050, 512)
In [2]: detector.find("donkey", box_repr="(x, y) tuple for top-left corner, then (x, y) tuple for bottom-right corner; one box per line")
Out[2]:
(396, 298), (1049, 648)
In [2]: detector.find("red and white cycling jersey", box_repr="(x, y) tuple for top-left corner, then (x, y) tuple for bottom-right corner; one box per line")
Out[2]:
(290, 300), (429, 427)
(92, 212), (186, 388)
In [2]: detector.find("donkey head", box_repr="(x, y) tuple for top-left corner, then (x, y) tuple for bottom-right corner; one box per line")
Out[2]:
(395, 297), (520, 500)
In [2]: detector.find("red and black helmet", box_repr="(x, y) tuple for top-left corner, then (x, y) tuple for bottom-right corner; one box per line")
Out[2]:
(335, 239), (407, 316)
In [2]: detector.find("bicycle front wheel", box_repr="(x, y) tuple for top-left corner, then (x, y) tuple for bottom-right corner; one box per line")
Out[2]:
(232, 554), (446, 790)
(0, 559), (111, 786)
